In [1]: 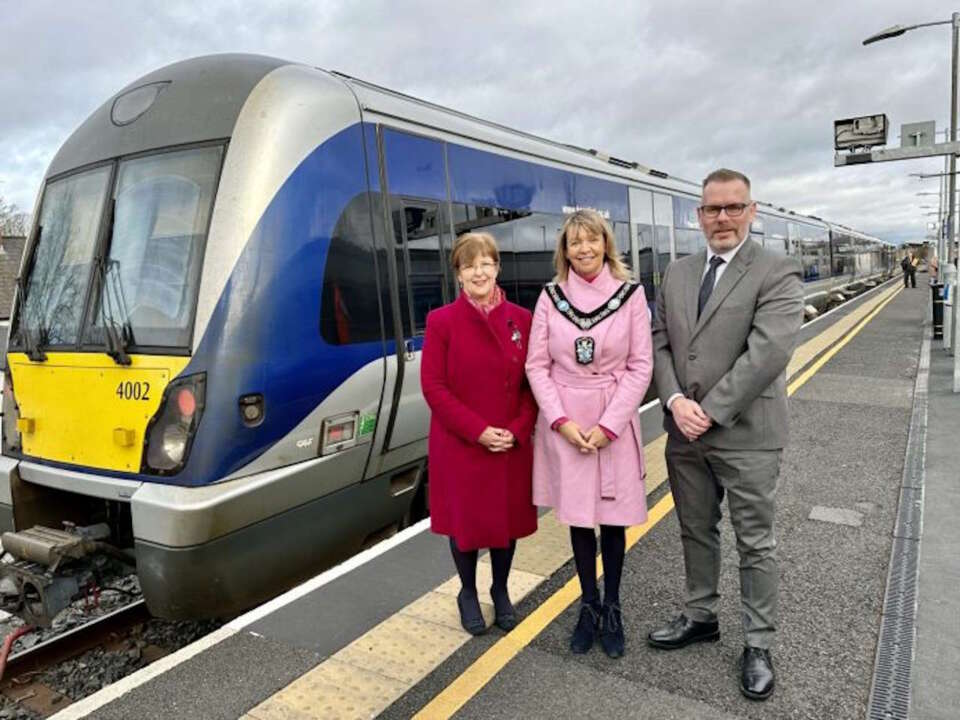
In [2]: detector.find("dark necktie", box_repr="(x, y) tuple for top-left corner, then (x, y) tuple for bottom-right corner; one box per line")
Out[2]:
(697, 255), (726, 319)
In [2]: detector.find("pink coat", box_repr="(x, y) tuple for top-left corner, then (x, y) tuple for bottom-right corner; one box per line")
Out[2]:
(526, 264), (654, 528)
(421, 293), (538, 551)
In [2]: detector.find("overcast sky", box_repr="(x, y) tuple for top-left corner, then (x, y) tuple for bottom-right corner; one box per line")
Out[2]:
(1, 0), (954, 244)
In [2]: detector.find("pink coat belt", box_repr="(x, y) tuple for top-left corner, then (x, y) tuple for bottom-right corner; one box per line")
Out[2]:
(549, 366), (622, 500)
(550, 367), (621, 389)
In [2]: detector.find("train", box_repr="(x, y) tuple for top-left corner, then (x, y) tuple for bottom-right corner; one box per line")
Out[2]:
(0, 54), (896, 622)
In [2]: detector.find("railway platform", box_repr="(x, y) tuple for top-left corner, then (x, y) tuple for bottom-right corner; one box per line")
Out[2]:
(49, 274), (958, 720)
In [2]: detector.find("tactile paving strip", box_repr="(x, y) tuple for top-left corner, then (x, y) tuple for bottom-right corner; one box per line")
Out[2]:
(247, 658), (408, 720)
(335, 614), (469, 686)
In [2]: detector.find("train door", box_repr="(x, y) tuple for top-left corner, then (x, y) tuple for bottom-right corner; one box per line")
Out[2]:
(382, 197), (449, 449)
(362, 126), (452, 476)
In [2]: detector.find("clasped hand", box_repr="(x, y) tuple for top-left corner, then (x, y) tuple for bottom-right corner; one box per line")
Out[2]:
(478, 426), (515, 452)
(557, 420), (610, 454)
(671, 397), (712, 441)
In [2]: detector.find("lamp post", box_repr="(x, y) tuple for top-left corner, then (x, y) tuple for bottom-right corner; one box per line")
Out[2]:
(866, 14), (959, 266)
(866, 14), (960, 391)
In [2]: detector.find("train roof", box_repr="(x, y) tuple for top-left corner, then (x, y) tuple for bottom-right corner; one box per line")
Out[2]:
(47, 54), (290, 178)
(332, 72), (703, 197)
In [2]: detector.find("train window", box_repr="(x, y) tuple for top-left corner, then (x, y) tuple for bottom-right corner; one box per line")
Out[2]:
(320, 194), (384, 345)
(15, 165), (112, 347)
(85, 146), (222, 349)
(613, 222), (631, 270)
(673, 196), (700, 231)
(762, 216), (788, 255)
(514, 213), (561, 311)
(674, 229), (700, 258)
(388, 199), (448, 336)
(451, 204), (558, 312)
(831, 231), (855, 276)
(404, 203), (447, 333)
(791, 222), (831, 281)
(382, 129), (446, 201)
(653, 193), (674, 272)
(630, 187), (656, 302)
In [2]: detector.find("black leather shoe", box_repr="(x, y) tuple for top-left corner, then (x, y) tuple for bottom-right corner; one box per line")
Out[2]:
(457, 589), (487, 636)
(599, 604), (625, 659)
(570, 602), (600, 654)
(647, 614), (719, 650)
(490, 585), (517, 632)
(740, 646), (775, 700)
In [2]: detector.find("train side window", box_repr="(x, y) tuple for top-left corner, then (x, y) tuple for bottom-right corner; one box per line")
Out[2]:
(763, 216), (788, 255)
(451, 204), (560, 312)
(613, 222), (631, 270)
(653, 193), (674, 271)
(320, 193), (384, 345)
(629, 188), (656, 301)
(391, 199), (447, 335)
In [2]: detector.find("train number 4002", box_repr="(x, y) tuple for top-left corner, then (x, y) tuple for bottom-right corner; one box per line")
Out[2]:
(116, 381), (151, 401)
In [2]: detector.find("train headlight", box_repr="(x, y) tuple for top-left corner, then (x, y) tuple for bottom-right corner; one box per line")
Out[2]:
(142, 373), (205, 474)
(161, 424), (188, 464)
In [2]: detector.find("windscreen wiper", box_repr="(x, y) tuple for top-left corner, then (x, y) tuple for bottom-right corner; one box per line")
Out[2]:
(95, 200), (132, 366)
(14, 215), (48, 366)
(97, 257), (132, 367)
(15, 275), (47, 362)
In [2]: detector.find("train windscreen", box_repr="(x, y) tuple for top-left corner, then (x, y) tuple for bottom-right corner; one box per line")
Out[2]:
(85, 146), (223, 349)
(15, 165), (113, 347)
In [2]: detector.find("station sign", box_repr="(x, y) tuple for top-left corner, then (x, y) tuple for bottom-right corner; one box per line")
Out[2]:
(901, 121), (936, 148)
(834, 114), (888, 150)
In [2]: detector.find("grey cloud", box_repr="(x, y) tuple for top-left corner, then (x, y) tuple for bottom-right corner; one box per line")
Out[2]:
(0, 0), (954, 244)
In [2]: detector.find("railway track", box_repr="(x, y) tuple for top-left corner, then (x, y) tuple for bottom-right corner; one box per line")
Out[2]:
(0, 600), (159, 718)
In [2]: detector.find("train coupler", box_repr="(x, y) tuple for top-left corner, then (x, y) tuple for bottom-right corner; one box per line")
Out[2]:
(0, 524), (133, 627)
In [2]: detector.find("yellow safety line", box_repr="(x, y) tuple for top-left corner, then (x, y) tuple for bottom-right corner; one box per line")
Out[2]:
(413, 284), (904, 720)
(412, 495), (676, 720)
(788, 286), (902, 396)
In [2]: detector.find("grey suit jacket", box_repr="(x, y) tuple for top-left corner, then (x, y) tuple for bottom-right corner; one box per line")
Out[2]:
(652, 239), (803, 450)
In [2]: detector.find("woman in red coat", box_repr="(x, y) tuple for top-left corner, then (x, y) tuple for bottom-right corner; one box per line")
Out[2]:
(421, 232), (538, 635)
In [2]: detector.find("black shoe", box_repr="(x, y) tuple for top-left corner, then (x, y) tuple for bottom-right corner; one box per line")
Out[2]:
(647, 614), (719, 650)
(457, 589), (486, 636)
(570, 602), (600, 654)
(740, 646), (775, 700)
(490, 585), (517, 632)
(599, 604), (625, 659)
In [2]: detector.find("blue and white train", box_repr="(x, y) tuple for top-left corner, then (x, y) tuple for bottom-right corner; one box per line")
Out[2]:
(0, 54), (895, 620)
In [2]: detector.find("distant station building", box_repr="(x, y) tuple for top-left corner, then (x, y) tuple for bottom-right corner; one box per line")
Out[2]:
(0, 235), (26, 321)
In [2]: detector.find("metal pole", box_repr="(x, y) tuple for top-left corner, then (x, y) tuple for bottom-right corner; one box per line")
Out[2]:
(952, 12), (960, 391)
(951, 12), (959, 265)
(941, 154), (949, 267)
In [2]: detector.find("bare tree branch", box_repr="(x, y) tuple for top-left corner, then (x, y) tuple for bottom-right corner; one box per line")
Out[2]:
(0, 196), (30, 236)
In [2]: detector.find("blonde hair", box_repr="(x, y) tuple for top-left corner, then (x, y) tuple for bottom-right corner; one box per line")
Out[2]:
(450, 231), (500, 270)
(553, 209), (631, 282)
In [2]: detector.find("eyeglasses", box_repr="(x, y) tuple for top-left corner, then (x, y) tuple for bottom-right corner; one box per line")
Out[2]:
(461, 261), (499, 274)
(698, 203), (753, 218)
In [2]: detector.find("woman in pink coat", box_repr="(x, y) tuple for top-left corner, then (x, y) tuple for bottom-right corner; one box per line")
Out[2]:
(526, 209), (653, 659)
(421, 232), (538, 636)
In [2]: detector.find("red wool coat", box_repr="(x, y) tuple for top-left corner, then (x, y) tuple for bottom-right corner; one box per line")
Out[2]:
(421, 293), (538, 551)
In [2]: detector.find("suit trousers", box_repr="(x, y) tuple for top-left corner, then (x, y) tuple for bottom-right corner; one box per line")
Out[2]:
(665, 435), (781, 648)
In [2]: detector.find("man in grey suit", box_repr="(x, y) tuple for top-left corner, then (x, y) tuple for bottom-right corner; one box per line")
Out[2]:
(647, 169), (803, 701)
